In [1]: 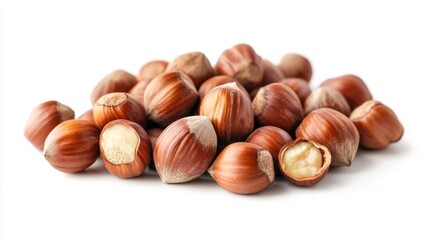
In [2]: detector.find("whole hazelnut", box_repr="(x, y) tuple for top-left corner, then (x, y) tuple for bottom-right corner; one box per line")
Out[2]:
(43, 119), (100, 173)
(78, 109), (95, 124)
(279, 138), (331, 186)
(296, 108), (359, 167)
(304, 86), (351, 116)
(252, 83), (304, 134)
(90, 69), (137, 104)
(320, 74), (372, 110)
(154, 116), (217, 183)
(278, 53), (312, 82)
(24, 100), (75, 151)
(350, 100), (404, 149)
(259, 59), (284, 86)
(165, 52), (215, 88)
(279, 78), (311, 105)
(93, 92), (146, 129)
(198, 75), (250, 100)
(199, 82), (254, 147)
(137, 60), (168, 82)
(208, 142), (275, 195)
(129, 80), (151, 107)
(100, 119), (152, 178)
(144, 71), (199, 127)
(246, 126), (293, 176)
(215, 43), (263, 91)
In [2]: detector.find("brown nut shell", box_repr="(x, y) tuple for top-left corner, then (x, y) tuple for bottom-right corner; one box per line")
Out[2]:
(296, 108), (359, 167)
(304, 86), (351, 116)
(137, 60), (168, 82)
(253, 83), (304, 133)
(43, 119), (100, 173)
(350, 100), (404, 149)
(279, 138), (331, 186)
(199, 82), (254, 147)
(154, 116), (217, 183)
(100, 119), (152, 178)
(24, 100), (75, 150)
(259, 59), (284, 86)
(246, 126), (293, 176)
(198, 75), (250, 100)
(91, 69), (137, 104)
(320, 74), (372, 110)
(166, 52), (215, 88)
(144, 71), (198, 127)
(279, 78), (311, 105)
(278, 53), (312, 82)
(208, 142), (275, 195)
(78, 109), (95, 125)
(215, 43), (263, 91)
(93, 92), (146, 129)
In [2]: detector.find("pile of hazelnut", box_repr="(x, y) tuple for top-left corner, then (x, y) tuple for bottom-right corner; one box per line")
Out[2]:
(24, 43), (404, 195)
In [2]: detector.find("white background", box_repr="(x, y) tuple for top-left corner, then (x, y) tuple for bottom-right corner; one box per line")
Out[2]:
(1, 0), (428, 239)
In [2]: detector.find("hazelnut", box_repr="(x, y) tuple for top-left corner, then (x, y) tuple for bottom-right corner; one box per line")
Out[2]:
(350, 100), (404, 149)
(78, 109), (95, 124)
(198, 75), (250, 100)
(259, 59), (284, 86)
(252, 83), (304, 133)
(246, 126), (293, 176)
(154, 116), (217, 183)
(199, 82), (254, 147)
(24, 100), (75, 151)
(278, 53), (312, 82)
(320, 74), (372, 110)
(137, 60), (168, 82)
(296, 108), (359, 167)
(144, 71), (199, 127)
(165, 52), (215, 88)
(147, 128), (163, 148)
(90, 69), (137, 104)
(93, 92), (146, 129)
(279, 78), (311, 105)
(304, 86), (351, 116)
(215, 43), (263, 91)
(43, 119), (100, 173)
(100, 119), (152, 178)
(208, 142), (275, 195)
(279, 138), (331, 186)
(129, 80), (151, 107)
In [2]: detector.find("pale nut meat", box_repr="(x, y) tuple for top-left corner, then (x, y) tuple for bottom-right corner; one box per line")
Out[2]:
(100, 119), (152, 179)
(350, 100), (404, 149)
(279, 138), (331, 186)
(154, 116), (217, 183)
